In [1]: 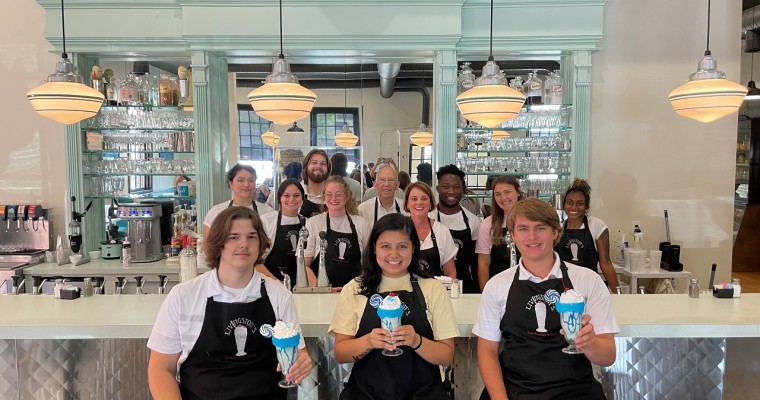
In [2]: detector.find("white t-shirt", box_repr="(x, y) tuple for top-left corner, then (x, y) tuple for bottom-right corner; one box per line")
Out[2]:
(429, 207), (481, 241)
(472, 253), (619, 342)
(475, 216), (505, 254)
(357, 196), (408, 225)
(420, 220), (458, 267)
(260, 212), (303, 259)
(147, 270), (305, 373)
(303, 212), (371, 259)
(203, 200), (275, 229)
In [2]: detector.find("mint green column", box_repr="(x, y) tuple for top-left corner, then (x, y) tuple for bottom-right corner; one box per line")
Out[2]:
(570, 50), (592, 180)
(433, 50), (458, 172)
(192, 51), (230, 223)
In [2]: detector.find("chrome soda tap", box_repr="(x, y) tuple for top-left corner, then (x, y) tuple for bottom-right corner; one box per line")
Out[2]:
(31, 276), (48, 295)
(93, 277), (106, 295)
(316, 231), (330, 287)
(295, 226), (310, 288)
(505, 231), (517, 268)
(134, 276), (145, 294)
(279, 267), (291, 291)
(11, 276), (25, 295)
(115, 277), (126, 295)
(158, 275), (168, 294)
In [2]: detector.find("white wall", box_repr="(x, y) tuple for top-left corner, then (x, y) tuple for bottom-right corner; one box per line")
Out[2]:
(0, 0), (68, 242)
(589, 0), (742, 286)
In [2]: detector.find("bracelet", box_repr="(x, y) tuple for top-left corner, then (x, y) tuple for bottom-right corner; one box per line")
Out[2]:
(411, 334), (423, 350)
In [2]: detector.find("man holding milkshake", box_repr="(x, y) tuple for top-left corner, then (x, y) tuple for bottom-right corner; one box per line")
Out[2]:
(473, 198), (618, 399)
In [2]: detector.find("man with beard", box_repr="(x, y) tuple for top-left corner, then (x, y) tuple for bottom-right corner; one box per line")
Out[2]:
(300, 149), (331, 218)
(431, 164), (481, 293)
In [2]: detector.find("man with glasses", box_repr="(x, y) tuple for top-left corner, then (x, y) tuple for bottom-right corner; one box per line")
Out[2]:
(358, 162), (407, 225)
(432, 164), (481, 293)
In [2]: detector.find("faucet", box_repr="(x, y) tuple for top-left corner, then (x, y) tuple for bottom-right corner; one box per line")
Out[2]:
(279, 267), (291, 291)
(10, 276), (25, 294)
(157, 275), (168, 294)
(115, 276), (126, 295)
(295, 227), (309, 288)
(134, 276), (145, 294)
(317, 231), (330, 287)
(31, 276), (48, 295)
(93, 277), (105, 295)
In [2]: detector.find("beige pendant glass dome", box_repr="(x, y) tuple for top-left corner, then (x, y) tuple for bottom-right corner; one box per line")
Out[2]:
(261, 123), (280, 146)
(490, 130), (510, 140)
(456, 59), (526, 128)
(410, 124), (433, 147)
(27, 58), (104, 125)
(335, 124), (359, 147)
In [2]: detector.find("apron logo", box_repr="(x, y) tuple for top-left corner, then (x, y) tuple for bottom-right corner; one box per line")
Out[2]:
(566, 239), (585, 262)
(287, 230), (299, 252)
(334, 238), (352, 260)
(419, 259), (430, 272)
(225, 318), (256, 357)
(453, 238), (463, 250)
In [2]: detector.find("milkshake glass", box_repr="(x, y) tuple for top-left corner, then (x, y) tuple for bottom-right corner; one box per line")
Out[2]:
(555, 289), (585, 354)
(260, 321), (301, 388)
(370, 293), (404, 356)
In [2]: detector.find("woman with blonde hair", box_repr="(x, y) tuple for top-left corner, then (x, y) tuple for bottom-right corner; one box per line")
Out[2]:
(304, 176), (371, 291)
(476, 176), (523, 292)
(404, 181), (457, 278)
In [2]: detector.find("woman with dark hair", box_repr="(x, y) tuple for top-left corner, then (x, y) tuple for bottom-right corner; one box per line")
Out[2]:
(148, 207), (312, 399)
(398, 171), (411, 191)
(259, 179), (316, 286)
(404, 181), (457, 279)
(555, 178), (619, 291)
(304, 176), (371, 290)
(476, 176), (523, 292)
(329, 214), (459, 400)
(203, 164), (275, 242)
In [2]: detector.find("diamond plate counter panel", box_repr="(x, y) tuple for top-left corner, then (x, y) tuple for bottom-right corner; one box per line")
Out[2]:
(0, 339), (19, 400)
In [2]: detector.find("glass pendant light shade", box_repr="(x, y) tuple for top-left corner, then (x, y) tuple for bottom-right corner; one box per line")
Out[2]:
(261, 122), (280, 146)
(456, 60), (526, 129)
(335, 123), (358, 147)
(669, 54), (747, 123)
(26, 0), (104, 125)
(490, 130), (510, 140)
(248, 58), (317, 125)
(410, 124), (433, 147)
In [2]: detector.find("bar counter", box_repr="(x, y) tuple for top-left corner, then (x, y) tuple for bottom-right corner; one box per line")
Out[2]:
(1, 292), (758, 399)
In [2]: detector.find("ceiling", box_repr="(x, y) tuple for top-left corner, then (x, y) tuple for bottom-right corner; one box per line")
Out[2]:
(746, 0), (760, 10)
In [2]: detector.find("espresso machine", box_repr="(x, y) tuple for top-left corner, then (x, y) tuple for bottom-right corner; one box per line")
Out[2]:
(118, 203), (163, 263)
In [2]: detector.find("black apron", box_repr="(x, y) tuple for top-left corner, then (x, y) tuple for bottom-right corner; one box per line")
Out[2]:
(313, 214), (362, 287)
(418, 220), (442, 276)
(263, 213), (305, 286)
(554, 216), (599, 272)
(480, 261), (604, 400)
(374, 197), (401, 223)
(340, 276), (448, 400)
(180, 279), (285, 400)
(228, 199), (258, 213)
(438, 209), (477, 293)
(489, 230), (520, 279)
(299, 195), (322, 218)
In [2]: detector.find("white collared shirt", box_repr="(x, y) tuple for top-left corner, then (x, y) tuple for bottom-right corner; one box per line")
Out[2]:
(472, 252), (619, 342)
(147, 269), (305, 372)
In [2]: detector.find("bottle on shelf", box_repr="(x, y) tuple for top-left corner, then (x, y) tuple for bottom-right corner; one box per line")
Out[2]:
(543, 70), (563, 105)
(118, 73), (142, 106)
(105, 71), (118, 106)
(523, 71), (543, 105)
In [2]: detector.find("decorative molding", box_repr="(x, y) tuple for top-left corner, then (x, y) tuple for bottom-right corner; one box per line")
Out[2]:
(37, 0), (178, 9)
(456, 36), (603, 51)
(183, 35), (461, 51)
(433, 50), (458, 171)
(179, 0), (467, 5)
(571, 50), (592, 179)
(462, 0), (606, 8)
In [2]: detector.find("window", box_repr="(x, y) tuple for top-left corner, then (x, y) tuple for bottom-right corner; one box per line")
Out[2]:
(237, 105), (274, 183)
(310, 107), (361, 169)
(409, 144), (433, 181)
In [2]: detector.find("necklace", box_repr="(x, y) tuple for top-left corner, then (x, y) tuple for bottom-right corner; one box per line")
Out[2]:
(329, 215), (348, 230)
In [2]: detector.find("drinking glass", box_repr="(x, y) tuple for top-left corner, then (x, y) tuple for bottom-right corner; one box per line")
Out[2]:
(555, 298), (585, 354)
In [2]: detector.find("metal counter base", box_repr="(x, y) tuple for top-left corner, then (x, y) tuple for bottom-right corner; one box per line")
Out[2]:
(0, 337), (751, 399)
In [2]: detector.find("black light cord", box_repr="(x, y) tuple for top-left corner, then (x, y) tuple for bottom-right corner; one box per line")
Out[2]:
(279, 0), (284, 58)
(344, 64), (348, 126)
(489, 0), (494, 58)
(60, 0), (68, 59)
(705, 0), (711, 56)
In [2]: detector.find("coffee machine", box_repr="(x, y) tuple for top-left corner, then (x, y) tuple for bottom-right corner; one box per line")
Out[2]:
(118, 203), (163, 263)
(100, 199), (122, 260)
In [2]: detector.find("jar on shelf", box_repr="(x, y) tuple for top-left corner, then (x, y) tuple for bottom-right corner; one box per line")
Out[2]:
(118, 73), (143, 106)
(159, 75), (179, 106)
(523, 71), (543, 105)
(543, 70), (563, 105)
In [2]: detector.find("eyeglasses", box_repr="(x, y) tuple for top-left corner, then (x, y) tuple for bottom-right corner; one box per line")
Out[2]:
(324, 192), (346, 199)
(376, 178), (397, 185)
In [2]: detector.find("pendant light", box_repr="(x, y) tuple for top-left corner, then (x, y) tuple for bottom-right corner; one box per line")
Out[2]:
(335, 64), (359, 147)
(286, 121), (304, 132)
(247, 0), (316, 125)
(26, 0), (104, 125)
(410, 124), (433, 147)
(668, 0), (746, 123)
(745, 53), (760, 101)
(455, 0), (526, 128)
(261, 122), (280, 147)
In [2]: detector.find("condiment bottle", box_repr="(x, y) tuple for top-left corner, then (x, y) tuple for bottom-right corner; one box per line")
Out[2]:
(83, 278), (94, 297)
(54, 279), (63, 298)
(450, 279), (461, 299)
(688, 278), (700, 298)
(732, 278), (741, 298)
(179, 244), (198, 283)
(122, 239), (132, 267)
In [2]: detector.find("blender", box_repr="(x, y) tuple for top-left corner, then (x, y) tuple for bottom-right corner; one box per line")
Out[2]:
(67, 196), (92, 266)
(100, 199), (122, 259)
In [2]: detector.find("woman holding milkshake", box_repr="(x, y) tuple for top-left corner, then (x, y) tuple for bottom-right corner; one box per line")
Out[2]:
(329, 213), (459, 400)
(473, 198), (618, 399)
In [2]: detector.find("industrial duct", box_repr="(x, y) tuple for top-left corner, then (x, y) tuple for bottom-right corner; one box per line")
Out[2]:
(377, 63), (401, 99)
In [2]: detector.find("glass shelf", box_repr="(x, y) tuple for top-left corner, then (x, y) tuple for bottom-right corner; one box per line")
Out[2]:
(98, 105), (193, 112)
(83, 150), (195, 154)
(467, 171), (571, 177)
(82, 128), (195, 132)
(458, 149), (572, 155)
(86, 194), (195, 200)
(84, 173), (195, 177)
(459, 126), (571, 132)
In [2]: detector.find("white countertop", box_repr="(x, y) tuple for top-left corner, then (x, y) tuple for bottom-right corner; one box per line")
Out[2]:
(1, 293), (758, 340)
